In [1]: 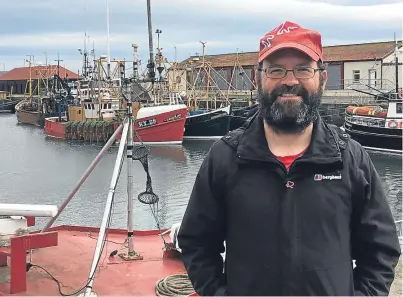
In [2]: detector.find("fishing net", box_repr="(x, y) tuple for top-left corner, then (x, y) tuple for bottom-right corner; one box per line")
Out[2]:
(132, 131), (159, 205)
(130, 125), (167, 248)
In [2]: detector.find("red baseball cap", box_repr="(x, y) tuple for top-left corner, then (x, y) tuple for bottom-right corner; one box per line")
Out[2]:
(258, 21), (323, 63)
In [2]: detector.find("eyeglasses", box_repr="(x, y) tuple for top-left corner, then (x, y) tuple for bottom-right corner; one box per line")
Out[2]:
(258, 66), (322, 79)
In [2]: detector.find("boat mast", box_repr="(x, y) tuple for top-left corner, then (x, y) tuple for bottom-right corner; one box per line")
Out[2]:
(106, 0), (111, 80)
(81, 32), (88, 79)
(146, 0), (156, 105)
(24, 55), (33, 102)
(394, 33), (399, 94)
(83, 118), (130, 297)
(126, 103), (135, 256)
(200, 41), (209, 108)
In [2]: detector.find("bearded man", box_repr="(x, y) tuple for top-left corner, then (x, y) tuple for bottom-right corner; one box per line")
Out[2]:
(177, 21), (401, 296)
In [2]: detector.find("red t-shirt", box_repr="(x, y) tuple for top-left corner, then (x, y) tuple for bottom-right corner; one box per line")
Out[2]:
(273, 146), (308, 171)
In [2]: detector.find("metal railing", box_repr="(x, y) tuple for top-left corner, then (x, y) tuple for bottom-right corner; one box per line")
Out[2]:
(345, 114), (386, 128)
(326, 79), (396, 92)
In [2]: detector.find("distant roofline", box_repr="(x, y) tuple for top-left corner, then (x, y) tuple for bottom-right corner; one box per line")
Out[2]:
(0, 64), (79, 81)
(188, 51), (258, 58)
(186, 40), (402, 59)
(10, 64), (69, 68)
(322, 39), (402, 48)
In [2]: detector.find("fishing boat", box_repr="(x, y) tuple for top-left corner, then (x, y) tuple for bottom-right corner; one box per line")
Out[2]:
(14, 63), (77, 127)
(44, 102), (188, 144)
(229, 102), (259, 131)
(184, 104), (232, 138)
(0, 91), (21, 113)
(44, 56), (188, 145)
(172, 42), (232, 139)
(343, 96), (402, 151)
(343, 40), (402, 152)
(175, 48), (259, 138)
(44, 4), (188, 145)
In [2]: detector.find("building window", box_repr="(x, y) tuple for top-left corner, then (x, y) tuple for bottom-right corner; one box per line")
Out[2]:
(353, 70), (360, 83)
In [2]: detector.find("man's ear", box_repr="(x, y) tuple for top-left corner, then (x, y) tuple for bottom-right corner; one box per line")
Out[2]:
(253, 66), (258, 89)
(320, 70), (328, 92)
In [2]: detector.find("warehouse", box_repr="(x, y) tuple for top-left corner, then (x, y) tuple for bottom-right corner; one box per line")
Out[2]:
(0, 65), (79, 95)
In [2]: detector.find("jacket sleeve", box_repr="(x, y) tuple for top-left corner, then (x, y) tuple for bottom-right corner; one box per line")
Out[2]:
(177, 142), (227, 296)
(351, 149), (401, 296)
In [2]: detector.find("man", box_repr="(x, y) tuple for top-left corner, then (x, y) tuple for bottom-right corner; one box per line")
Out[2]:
(177, 21), (401, 296)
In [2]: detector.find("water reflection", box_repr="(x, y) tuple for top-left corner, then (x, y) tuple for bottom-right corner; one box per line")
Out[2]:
(368, 151), (402, 221)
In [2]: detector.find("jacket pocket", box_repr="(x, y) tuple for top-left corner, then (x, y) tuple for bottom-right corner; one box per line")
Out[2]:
(299, 260), (354, 296)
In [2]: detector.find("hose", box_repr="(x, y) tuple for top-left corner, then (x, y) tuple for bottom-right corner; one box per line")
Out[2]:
(155, 274), (195, 296)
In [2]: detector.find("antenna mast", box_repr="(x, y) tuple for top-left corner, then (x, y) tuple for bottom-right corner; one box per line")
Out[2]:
(394, 32), (399, 94)
(106, 0), (111, 79)
(55, 53), (63, 77)
(200, 41), (207, 65)
(146, 0), (155, 86)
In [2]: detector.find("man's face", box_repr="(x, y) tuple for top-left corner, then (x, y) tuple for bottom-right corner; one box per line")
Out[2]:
(259, 49), (327, 134)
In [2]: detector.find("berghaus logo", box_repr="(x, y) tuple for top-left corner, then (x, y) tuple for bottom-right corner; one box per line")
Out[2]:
(314, 174), (342, 181)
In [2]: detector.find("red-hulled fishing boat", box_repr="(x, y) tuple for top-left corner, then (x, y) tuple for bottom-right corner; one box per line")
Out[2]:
(44, 103), (188, 144)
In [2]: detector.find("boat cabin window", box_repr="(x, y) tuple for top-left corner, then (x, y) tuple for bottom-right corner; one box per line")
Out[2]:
(396, 103), (402, 114)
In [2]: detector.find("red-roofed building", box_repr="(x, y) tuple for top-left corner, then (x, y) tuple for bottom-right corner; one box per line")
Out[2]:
(173, 40), (402, 96)
(0, 65), (79, 94)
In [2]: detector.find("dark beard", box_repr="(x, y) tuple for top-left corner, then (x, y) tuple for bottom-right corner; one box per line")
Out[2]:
(258, 83), (322, 135)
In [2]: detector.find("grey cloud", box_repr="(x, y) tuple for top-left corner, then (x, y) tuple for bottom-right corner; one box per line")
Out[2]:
(0, 0), (402, 71)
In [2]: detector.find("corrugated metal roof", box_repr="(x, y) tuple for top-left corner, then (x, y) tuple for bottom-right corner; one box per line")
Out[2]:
(176, 40), (402, 68)
(0, 65), (79, 81)
(323, 40), (401, 62)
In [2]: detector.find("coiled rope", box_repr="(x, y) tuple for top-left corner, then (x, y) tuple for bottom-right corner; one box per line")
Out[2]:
(155, 274), (195, 296)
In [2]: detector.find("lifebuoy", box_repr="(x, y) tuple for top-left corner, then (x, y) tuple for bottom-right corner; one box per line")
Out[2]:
(387, 120), (402, 129)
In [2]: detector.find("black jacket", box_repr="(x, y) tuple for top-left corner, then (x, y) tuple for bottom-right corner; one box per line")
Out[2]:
(177, 112), (401, 296)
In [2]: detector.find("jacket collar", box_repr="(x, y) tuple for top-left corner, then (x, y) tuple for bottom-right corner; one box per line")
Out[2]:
(236, 110), (343, 164)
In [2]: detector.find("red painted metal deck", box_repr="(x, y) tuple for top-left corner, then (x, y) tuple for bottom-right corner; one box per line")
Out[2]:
(0, 225), (187, 296)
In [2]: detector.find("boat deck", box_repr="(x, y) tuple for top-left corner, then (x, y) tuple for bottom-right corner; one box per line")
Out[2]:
(1, 225), (401, 296)
(0, 226), (188, 296)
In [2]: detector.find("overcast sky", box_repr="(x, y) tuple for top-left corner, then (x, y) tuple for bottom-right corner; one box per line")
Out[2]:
(0, 0), (401, 74)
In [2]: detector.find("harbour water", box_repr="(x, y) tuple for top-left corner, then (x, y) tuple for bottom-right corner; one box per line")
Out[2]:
(0, 113), (401, 231)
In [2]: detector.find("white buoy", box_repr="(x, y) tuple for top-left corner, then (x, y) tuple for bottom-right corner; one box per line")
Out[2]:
(0, 204), (58, 217)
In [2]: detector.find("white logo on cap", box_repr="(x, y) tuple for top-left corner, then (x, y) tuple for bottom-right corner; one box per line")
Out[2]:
(261, 22), (299, 48)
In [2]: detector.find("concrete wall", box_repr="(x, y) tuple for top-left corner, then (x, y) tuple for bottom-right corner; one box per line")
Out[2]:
(342, 47), (402, 92)
(318, 103), (351, 127)
(343, 60), (381, 89)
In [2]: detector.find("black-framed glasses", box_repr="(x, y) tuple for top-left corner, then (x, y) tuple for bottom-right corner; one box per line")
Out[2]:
(258, 67), (322, 79)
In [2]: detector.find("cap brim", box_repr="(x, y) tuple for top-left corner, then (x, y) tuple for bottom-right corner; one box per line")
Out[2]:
(258, 42), (320, 63)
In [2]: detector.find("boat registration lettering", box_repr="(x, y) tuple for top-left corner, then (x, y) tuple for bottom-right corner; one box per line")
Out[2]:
(164, 114), (182, 122)
(138, 118), (157, 128)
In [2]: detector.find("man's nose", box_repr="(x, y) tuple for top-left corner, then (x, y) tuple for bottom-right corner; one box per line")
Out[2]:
(281, 71), (299, 87)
